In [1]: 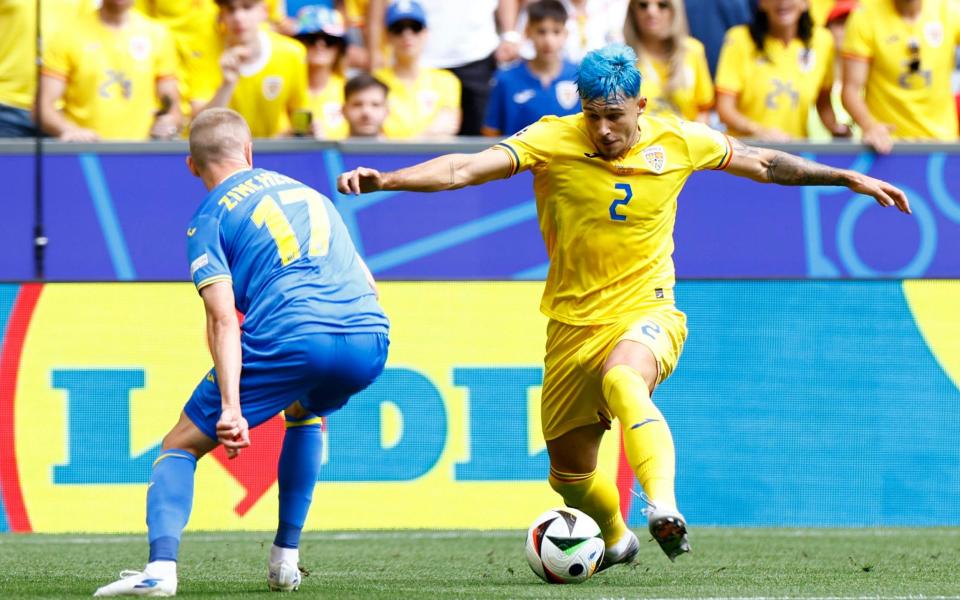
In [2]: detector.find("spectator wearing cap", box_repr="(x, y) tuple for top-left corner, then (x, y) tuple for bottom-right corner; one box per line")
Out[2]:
(188, 0), (309, 138)
(623, 0), (714, 123)
(342, 72), (389, 136)
(293, 5), (351, 139)
(716, 0), (845, 141)
(367, 0), (522, 135)
(482, 0), (580, 137)
(38, 0), (182, 141)
(841, 0), (960, 153)
(375, 0), (461, 138)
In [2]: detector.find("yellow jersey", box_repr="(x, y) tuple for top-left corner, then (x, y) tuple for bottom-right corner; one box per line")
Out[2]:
(495, 113), (733, 325)
(187, 30), (309, 138)
(716, 25), (834, 138)
(0, 0), (97, 110)
(842, 0), (960, 140)
(375, 66), (461, 139)
(637, 37), (714, 121)
(308, 73), (348, 140)
(41, 9), (178, 139)
(809, 0), (833, 25)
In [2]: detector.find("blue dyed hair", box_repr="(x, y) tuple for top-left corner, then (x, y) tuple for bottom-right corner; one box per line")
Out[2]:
(576, 44), (642, 101)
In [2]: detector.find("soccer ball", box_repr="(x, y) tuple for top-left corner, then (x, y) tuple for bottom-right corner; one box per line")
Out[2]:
(524, 507), (605, 584)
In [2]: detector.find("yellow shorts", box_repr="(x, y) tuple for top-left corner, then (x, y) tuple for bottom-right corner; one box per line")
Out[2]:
(540, 301), (688, 441)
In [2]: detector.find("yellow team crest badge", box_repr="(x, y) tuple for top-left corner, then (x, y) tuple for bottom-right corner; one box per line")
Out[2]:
(642, 145), (666, 173)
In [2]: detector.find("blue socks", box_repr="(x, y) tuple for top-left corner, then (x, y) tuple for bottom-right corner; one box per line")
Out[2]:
(144, 420), (322, 560)
(147, 449), (197, 562)
(274, 419), (323, 549)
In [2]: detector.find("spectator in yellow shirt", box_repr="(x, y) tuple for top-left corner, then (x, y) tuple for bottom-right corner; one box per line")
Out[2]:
(190, 0), (309, 138)
(1, 0), (99, 137)
(375, 0), (461, 138)
(841, 0), (960, 153)
(38, 0), (182, 141)
(342, 72), (389, 137)
(292, 5), (350, 139)
(716, 0), (847, 141)
(623, 0), (714, 122)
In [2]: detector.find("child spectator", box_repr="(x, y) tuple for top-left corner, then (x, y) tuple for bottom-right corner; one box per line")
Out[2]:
(516, 0), (630, 64)
(342, 72), (389, 136)
(483, 0), (580, 137)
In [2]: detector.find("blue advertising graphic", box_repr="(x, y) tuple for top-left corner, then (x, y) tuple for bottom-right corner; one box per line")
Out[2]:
(1, 146), (959, 280)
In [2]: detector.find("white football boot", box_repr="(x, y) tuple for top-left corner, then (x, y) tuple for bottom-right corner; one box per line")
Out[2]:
(93, 570), (177, 597)
(267, 560), (302, 592)
(647, 505), (691, 561)
(596, 529), (640, 572)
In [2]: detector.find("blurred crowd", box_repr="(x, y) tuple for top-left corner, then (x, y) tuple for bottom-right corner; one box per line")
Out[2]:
(1, 0), (958, 153)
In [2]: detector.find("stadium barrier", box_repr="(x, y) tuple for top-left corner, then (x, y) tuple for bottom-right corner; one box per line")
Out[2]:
(1, 139), (959, 280)
(1, 280), (958, 533)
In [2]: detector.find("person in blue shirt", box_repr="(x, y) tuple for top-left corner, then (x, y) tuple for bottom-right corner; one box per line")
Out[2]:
(683, 0), (753, 76)
(94, 108), (389, 598)
(482, 0), (581, 137)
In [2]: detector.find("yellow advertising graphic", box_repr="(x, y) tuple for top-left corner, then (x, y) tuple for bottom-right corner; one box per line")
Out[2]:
(8, 282), (622, 533)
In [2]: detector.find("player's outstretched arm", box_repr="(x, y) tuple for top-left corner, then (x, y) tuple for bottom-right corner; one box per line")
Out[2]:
(724, 137), (911, 214)
(337, 147), (514, 195)
(200, 281), (249, 458)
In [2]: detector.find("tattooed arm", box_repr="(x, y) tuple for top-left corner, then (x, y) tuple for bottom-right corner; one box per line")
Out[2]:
(337, 148), (514, 195)
(725, 137), (911, 214)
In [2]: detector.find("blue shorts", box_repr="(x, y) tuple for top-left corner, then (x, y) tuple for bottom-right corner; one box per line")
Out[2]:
(184, 332), (389, 440)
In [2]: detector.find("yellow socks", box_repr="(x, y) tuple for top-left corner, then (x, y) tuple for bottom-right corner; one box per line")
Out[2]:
(602, 364), (677, 509)
(548, 468), (629, 547)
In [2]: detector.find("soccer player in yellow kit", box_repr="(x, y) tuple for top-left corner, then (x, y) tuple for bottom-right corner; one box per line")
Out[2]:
(339, 44), (910, 567)
(841, 0), (960, 153)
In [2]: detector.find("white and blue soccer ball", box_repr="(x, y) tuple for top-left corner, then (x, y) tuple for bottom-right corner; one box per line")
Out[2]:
(524, 507), (605, 584)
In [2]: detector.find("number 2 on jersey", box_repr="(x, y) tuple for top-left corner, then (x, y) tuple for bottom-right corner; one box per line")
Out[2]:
(251, 188), (331, 265)
(609, 183), (633, 221)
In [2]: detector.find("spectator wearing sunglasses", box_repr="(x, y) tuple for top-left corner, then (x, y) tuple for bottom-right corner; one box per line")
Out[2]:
(841, 0), (960, 153)
(716, 0), (843, 142)
(375, 0), (461, 138)
(623, 0), (713, 123)
(294, 5), (351, 139)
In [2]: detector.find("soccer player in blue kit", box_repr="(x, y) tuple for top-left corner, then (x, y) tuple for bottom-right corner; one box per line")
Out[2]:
(95, 108), (389, 597)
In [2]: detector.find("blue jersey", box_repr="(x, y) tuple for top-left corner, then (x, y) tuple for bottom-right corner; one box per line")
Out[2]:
(186, 168), (388, 346)
(483, 60), (581, 136)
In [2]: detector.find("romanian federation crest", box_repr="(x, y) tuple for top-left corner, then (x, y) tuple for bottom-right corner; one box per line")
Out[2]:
(262, 76), (283, 101)
(642, 145), (666, 173)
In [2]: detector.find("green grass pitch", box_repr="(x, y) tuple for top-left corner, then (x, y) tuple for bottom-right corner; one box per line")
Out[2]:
(1, 528), (959, 599)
